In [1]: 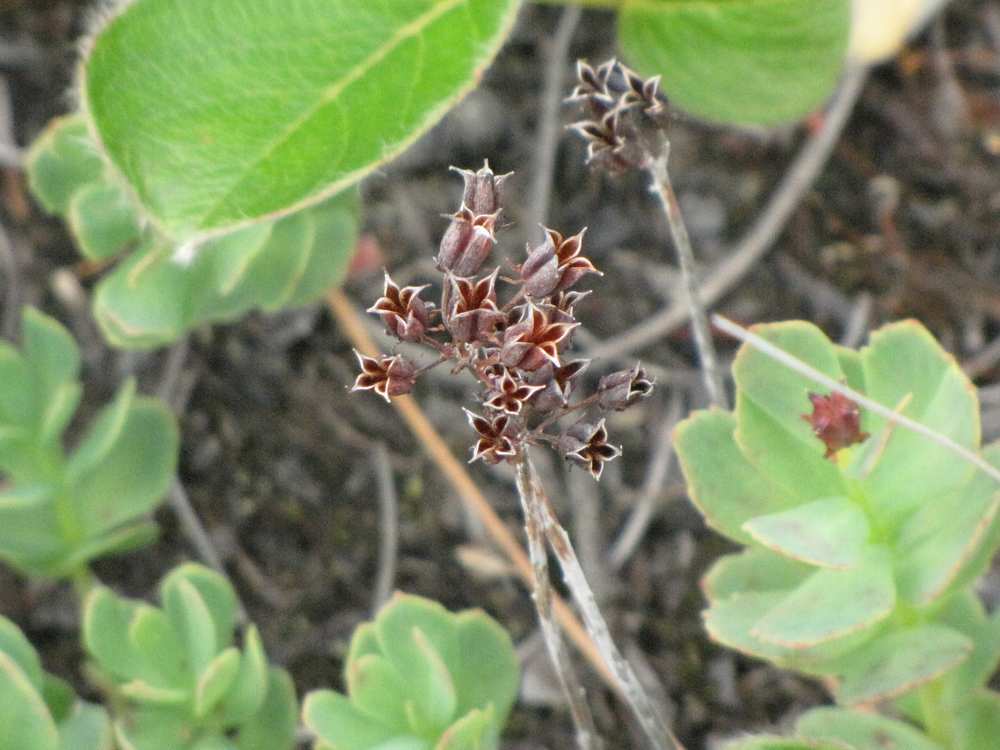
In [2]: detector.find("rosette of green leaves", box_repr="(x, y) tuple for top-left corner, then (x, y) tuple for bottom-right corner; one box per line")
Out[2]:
(0, 307), (177, 577)
(26, 115), (359, 349)
(82, 563), (297, 750)
(303, 593), (519, 750)
(0, 615), (113, 750)
(675, 320), (1000, 749)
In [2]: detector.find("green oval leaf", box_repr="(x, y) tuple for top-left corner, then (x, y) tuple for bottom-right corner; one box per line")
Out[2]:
(796, 706), (943, 750)
(618, 0), (850, 125)
(0, 652), (59, 750)
(82, 0), (520, 238)
(619, 0), (850, 125)
(195, 648), (241, 719)
(743, 496), (870, 569)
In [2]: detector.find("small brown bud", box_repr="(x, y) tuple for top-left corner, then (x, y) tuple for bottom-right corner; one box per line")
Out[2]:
(435, 207), (499, 277)
(597, 363), (654, 411)
(451, 161), (512, 216)
(520, 227), (600, 298)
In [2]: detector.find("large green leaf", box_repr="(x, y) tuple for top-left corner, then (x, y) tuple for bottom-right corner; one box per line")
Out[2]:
(618, 0), (850, 125)
(0, 652), (60, 750)
(955, 691), (1000, 750)
(701, 547), (811, 601)
(82, 0), (521, 239)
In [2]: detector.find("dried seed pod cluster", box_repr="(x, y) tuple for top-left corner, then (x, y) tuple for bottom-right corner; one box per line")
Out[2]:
(567, 58), (669, 173)
(351, 162), (653, 479)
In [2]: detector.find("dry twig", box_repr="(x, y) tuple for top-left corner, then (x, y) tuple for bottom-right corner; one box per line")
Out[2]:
(371, 441), (399, 613)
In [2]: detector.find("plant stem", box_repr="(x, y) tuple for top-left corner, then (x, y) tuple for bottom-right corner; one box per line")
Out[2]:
(524, 458), (685, 750)
(514, 452), (602, 750)
(646, 144), (727, 409)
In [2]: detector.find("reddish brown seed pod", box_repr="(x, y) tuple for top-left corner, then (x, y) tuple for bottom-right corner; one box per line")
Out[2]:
(802, 390), (870, 460)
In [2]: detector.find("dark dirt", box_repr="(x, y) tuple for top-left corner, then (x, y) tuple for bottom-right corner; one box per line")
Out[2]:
(1, 1), (1000, 748)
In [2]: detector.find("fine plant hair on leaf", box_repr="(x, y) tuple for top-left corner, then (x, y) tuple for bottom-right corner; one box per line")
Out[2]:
(712, 314), (1000, 486)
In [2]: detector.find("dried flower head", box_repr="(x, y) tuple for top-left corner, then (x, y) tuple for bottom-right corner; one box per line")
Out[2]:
(802, 390), (870, 459)
(351, 161), (652, 477)
(351, 351), (417, 403)
(559, 418), (621, 480)
(367, 271), (433, 342)
(465, 409), (518, 464)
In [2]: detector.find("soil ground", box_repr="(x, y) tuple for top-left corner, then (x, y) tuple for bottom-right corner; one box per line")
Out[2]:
(1, 1), (1000, 748)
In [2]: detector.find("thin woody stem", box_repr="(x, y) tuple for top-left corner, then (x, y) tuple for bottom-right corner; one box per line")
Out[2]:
(525, 459), (685, 750)
(646, 143), (727, 409)
(515, 452), (603, 750)
(530, 392), (601, 437)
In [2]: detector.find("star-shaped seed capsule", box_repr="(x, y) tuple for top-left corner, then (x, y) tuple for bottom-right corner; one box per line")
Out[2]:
(465, 409), (518, 465)
(483, 370), (545, 416)
(500, 304), (579, 371)
(559, 418), (621, 480)
(350, 351), (417, 403)
(366, 271), (433, 342)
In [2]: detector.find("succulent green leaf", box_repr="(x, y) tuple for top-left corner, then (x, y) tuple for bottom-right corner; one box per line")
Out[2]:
(931, 592), (1000, 707)
(834, 347), (865, 393)
(0, 344), (35, 441)
(93, 191), (359, 350)
(67, 181), (142, 261)
(722, 736), (848, 750)
(0, 485), (63, 571)
(38, 383), (83, 448)
(834, 624), (972, 705)
(82, 587), (144, 680)
(220, 626), (269, 724)
(0, 651), (60, 750)
(704, 592), (797, 665)
(163, 577), (220, 676)
(194, 648), (241, 719)
(303, 690), (400, 750)
(0, 616), (44, 691)
(753, 548), (895, 648)
(450, 611), (518, 724)
(57, 702), (114, 750)
(618, 0), (849, 125)
(235, 668), (298, 750)
(41, 675), (75, 723)
(25, 115), (105, 215)
(702, 547), (811, 601)
(346, 654), (411, 733)
(82, 0), (520, 238)
(435, 707), (492, 750)
(743, 496), (870, 569)
(22, 308), (81, 402)
(66, 378), (136, 481)
(53, 521), (160, 576)
(673, 409), (797, 544)
(732, 322), (848, 499)
(954, 690), (1000, 750)
(347, 622), (383, 664)
(113, 706), (194, 750)
(410, 626), (459, 730)
(796, 706), (941, 750)
(895, 479), (1000, 605)
(859, 321), (979, 525)
(127, 605), (189, 690)
(72, 398), (179, 536)
(118, 680), (189, 707)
